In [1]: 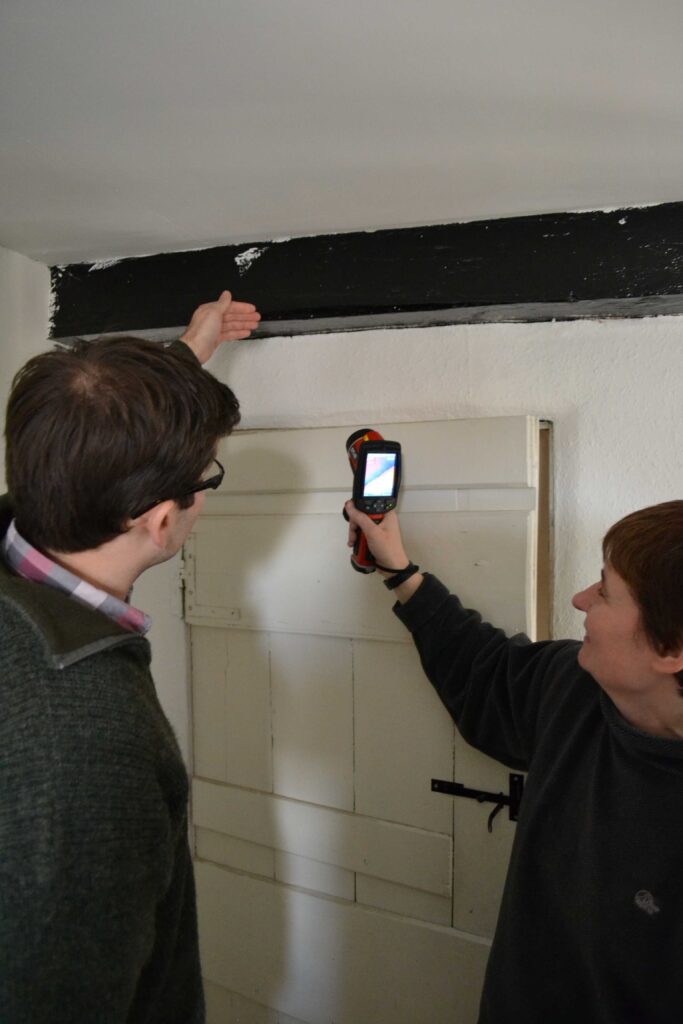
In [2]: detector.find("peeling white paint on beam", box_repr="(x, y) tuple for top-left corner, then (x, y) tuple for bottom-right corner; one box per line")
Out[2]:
(234, 245), (268, 276)
(88, 257), (124, 272)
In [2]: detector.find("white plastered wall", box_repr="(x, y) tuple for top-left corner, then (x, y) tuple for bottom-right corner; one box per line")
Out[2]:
(1, 246), (681, 764)
(211, 315), (682, 634)
(0, 246), (51, 487)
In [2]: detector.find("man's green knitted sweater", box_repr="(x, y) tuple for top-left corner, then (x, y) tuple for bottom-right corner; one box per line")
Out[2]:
(0, 498), (204, 1023)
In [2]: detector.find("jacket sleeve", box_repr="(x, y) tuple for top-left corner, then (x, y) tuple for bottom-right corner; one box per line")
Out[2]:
(164, 338), (202, 366)
(394, 573), (578, 770)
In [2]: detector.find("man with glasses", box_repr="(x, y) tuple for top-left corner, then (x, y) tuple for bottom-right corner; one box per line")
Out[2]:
(0, 291), (259, 1024)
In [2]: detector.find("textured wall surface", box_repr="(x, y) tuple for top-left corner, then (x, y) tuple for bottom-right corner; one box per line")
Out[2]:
(0, 247), (50, 488)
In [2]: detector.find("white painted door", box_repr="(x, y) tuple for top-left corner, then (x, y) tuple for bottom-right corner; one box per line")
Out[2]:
(185, 416), (547, 1024)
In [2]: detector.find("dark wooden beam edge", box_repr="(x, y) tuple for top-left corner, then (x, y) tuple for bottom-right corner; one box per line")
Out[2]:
(50, 203), (683, 340)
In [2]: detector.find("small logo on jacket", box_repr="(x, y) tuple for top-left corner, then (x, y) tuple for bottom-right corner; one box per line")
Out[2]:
(634, 890), (660, 916)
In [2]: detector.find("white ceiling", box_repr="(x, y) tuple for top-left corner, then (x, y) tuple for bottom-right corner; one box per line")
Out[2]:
(2, 0), (683, 266)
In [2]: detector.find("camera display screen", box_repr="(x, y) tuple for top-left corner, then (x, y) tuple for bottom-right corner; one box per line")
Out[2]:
(363, 452), (398, 497)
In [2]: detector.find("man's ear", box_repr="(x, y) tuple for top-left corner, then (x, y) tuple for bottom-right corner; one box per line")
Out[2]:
(128, 500), (178, 549)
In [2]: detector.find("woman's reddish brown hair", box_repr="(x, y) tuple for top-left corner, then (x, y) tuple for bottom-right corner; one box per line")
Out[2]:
(603, 501), (683, 684)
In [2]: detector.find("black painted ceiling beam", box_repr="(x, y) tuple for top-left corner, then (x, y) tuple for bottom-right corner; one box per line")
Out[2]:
(50, 202), (683, 341)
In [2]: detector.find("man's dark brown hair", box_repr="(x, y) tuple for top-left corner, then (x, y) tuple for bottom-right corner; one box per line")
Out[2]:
(5, 337), (240, 553)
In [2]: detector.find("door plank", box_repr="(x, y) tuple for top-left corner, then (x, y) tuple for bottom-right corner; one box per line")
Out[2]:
(193, 780), (451, 896)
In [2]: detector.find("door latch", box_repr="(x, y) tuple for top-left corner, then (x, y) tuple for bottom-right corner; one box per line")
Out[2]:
(431, 773), (524, 833)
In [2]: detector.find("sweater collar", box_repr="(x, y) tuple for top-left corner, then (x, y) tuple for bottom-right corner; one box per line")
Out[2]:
(600, 690), (683, 768)
(0, 495), (149, 670)
(2, 517), (150, 635)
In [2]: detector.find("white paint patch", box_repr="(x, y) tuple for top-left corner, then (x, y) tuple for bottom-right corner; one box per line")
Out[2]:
(234, 245), (268, 276)
(88, 257), (123, 272)
(570, 202), (657, 215)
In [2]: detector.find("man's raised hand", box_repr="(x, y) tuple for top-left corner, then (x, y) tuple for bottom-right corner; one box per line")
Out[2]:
(180, 290), (261, 364)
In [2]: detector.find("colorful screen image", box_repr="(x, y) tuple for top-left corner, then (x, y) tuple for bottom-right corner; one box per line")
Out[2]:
(363, 452), (397, 497)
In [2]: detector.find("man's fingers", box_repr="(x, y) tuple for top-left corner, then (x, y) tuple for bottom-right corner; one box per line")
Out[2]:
(225, 300), (258, 315)
(219, 330), (255, 342)
(221, 314), (261, 326)
(221, 307), (261, 328)
(219, 316), (261, 338)
(221, 321), (260, 333)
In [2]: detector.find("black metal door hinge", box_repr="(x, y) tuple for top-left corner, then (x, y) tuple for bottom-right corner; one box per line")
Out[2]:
(431, 773), (524, 833)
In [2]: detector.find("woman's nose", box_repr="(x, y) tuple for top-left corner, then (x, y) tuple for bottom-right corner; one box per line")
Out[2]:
(572, 583), (596, 612)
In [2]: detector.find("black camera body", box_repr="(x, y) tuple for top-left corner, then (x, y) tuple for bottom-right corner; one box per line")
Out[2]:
(351, 438), (402, 516)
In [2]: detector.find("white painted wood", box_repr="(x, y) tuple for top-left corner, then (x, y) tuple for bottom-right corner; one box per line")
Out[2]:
(195, 828), (275, 881)
(356, 874), (452, 927)
(197, 862), (489, 1024)
(270, 634), (354, 810)
(407, 510), (536, 638)
(201, 485), (536, 517)
(186, 416), (538, 640)
(204, 980), (307, 1024)
(191, 627), (228, 781)
(192, 627), (272, 791)
(185, 509), (534, 641)
(189, 415), (541, 1020)
(215, 418), (534, 493)
(353, 639), (454, 832)
(193, 780), (451, 896)
(274, 852), (355, 901)
(456, 730), (517, 794)
(449, 735), (523, 937)
(452, 801), (520, 938)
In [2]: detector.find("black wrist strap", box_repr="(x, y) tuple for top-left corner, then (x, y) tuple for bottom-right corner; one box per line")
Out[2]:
(374, 560), (409, 574)
(381, 562), (420, 590)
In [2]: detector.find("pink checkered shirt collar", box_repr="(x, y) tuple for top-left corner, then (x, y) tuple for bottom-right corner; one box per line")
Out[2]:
(2, 519), (151, 635)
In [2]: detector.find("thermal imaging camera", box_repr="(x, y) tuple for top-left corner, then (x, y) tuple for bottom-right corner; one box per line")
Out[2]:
(344, 428), (402, 573)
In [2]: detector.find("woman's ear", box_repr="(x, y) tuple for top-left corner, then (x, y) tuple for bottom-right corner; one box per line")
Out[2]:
(652, 648), (683, 677)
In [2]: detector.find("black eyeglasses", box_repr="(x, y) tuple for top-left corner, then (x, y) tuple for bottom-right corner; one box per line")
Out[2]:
(131, 458), (225, 519)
